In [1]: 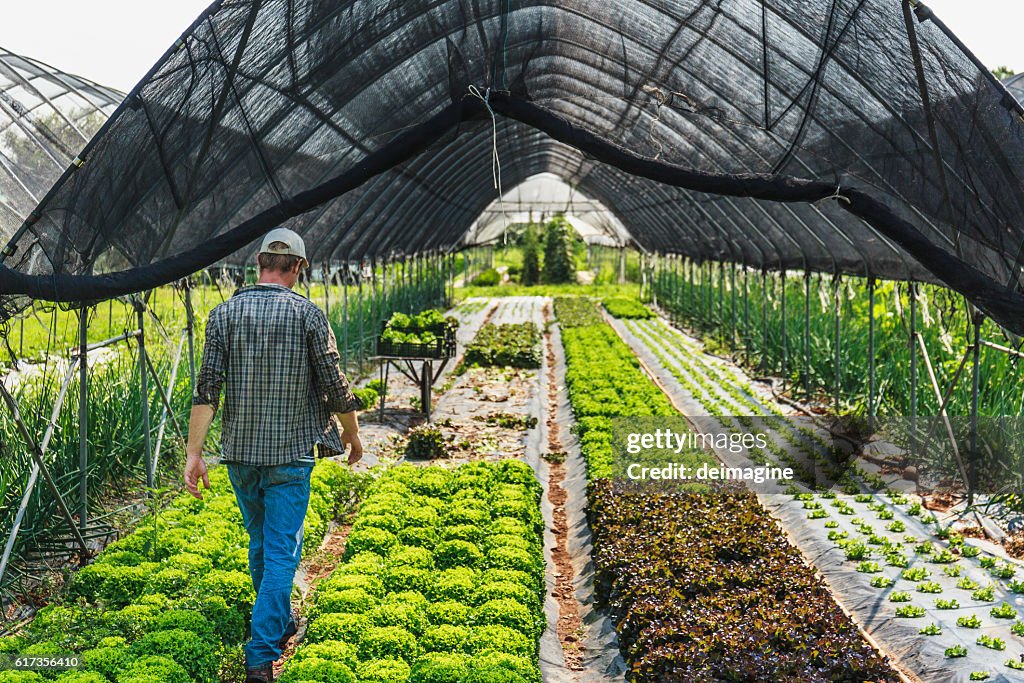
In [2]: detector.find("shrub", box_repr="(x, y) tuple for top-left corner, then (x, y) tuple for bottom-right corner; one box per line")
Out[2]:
(278, 658), (356, 683)
(426, 601), (472, 626)
(128, 628), (218, 682)
(467, 625), (536, 658)
(305, 613), (370, 643)
(114, 654), (190, 683)
(434, 541), (484, 570)
(424, 567), (477, 603)
(318, 574), (385, 598)
(356, 658), (412, 683)
(440, 524), (486, 544)
(420, 625), (470, 653)
(520, 223), (541, 286)
(465, 651), (541, 683)
(345, 527), (399, 558)
(383, 565), (430, 593)
(81, 645), (132, 680)
(542, 216), (576, 284)
(358, 626), (421, 662)
(0, 674), (43, 683)
(290, 640), (359, 670)
(367, 603), (429, 636)
(54, 673), (107, 683)
(473, 268), (501, 287)
(602, 298), (654, 319)
(315, 588), (380, 615)
(410, 652), (471, 683)
(388, 546), (434, 570)
(472, 582), (539, 610)
(405, 425), (450, 460)
(398, 525), (439, 548)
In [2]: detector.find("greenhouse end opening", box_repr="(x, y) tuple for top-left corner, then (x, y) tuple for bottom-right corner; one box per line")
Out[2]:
(4, 1), (1024, 682)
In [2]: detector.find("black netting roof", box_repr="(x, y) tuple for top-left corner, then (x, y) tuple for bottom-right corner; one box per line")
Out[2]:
(2, 1), (1024, 332)
(0, 48), (123, 248)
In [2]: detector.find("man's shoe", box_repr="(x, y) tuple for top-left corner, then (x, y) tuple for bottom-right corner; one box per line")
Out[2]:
(244, 662), (274, 683)
(278, 618), (298, 649)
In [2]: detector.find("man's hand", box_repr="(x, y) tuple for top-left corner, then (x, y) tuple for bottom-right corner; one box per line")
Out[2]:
(342, 429), (363, 466)
(184, 404), (216, 499)
(336, 410), (363, 466)
(184, 453), (211, 499)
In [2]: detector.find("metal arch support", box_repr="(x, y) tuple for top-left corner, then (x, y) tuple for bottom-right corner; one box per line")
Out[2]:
(868, 276), (877, 430)
(78, 307), (89, 530)
(0, 383), (91, 563)
(909, 282), (918, 457)
(0, 356), (81, 587)
(834, 274), (842, 416)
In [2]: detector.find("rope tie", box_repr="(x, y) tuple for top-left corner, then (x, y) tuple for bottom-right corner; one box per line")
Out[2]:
(467, 85), (511, 244)
(817, 185), (851, 207)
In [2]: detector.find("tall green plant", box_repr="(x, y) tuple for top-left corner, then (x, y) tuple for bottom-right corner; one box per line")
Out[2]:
(542, 216), (576, 284)
(521, 223), (541, 286)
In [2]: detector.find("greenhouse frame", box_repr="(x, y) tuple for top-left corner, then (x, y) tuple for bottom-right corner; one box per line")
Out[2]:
(2, 1), (1024, 682)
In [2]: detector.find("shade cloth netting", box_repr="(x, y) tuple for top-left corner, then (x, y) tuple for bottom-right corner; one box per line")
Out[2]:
(2, 0), (1024, 333)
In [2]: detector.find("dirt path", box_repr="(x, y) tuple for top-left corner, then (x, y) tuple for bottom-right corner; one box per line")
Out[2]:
(273, 518), (355, 676)
(544, 301), (585, 673)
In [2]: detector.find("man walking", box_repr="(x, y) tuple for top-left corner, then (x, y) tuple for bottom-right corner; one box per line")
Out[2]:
(184, 228), (363, 683)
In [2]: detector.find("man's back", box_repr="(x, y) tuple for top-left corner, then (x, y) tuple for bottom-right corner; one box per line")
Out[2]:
(196, 283), (358, 466)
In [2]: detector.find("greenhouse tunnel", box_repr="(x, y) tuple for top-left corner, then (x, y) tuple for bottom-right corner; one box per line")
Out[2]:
(0, 0), (1023, 333)
(6, 3), (1024, 680)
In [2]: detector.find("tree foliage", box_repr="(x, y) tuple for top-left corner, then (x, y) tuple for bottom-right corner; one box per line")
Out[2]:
(520, 222), (540, 286)
(542, 216), (575, 284)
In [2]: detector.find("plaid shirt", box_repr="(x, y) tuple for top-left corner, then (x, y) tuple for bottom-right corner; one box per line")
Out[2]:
(194, 284), (361, 466)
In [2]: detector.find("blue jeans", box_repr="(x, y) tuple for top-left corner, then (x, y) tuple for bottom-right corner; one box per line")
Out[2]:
(227, 461), (312, 667)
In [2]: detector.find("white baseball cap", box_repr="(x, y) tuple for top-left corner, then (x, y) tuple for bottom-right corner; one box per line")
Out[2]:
(259, 227), (307, 265)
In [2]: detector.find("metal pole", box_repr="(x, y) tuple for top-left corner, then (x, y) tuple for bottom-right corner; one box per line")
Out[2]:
(358, 261), (365, 376)
(968, 315), (982, 505)
(323, 261), (331, 321)
(136, 299), (153, 490)
(761, 269), (768, 372)
(0, 358), (80, 586)
(184, 281), (197, 393)
(78, 307), (89, 531)
(342, 265), (349, 374)
(0, 383), (90, 559)
(909, 282), (918, 457)
(803, 270), (811, 392)
(687, 259), (694, 323)
(780, 269), (787, 385)
(152, 331), (187, 472)
(834, 275), (841, 416)
(743, 266), (750, 346)
(730, 262), (737, 347)
(868, 276), (876, 430)
(717, 262), (725, 344)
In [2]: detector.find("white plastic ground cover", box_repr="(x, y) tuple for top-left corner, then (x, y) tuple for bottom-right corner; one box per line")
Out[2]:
(429, 296), (625, 682)
(544, 319), (628, 682)
(610, 314), (1024, 683)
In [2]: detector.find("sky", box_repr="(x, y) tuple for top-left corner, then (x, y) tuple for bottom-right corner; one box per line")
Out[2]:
(0, 0), (1021, 92)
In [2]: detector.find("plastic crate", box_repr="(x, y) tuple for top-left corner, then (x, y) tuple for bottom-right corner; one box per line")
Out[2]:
(376, 319), (457, 359)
